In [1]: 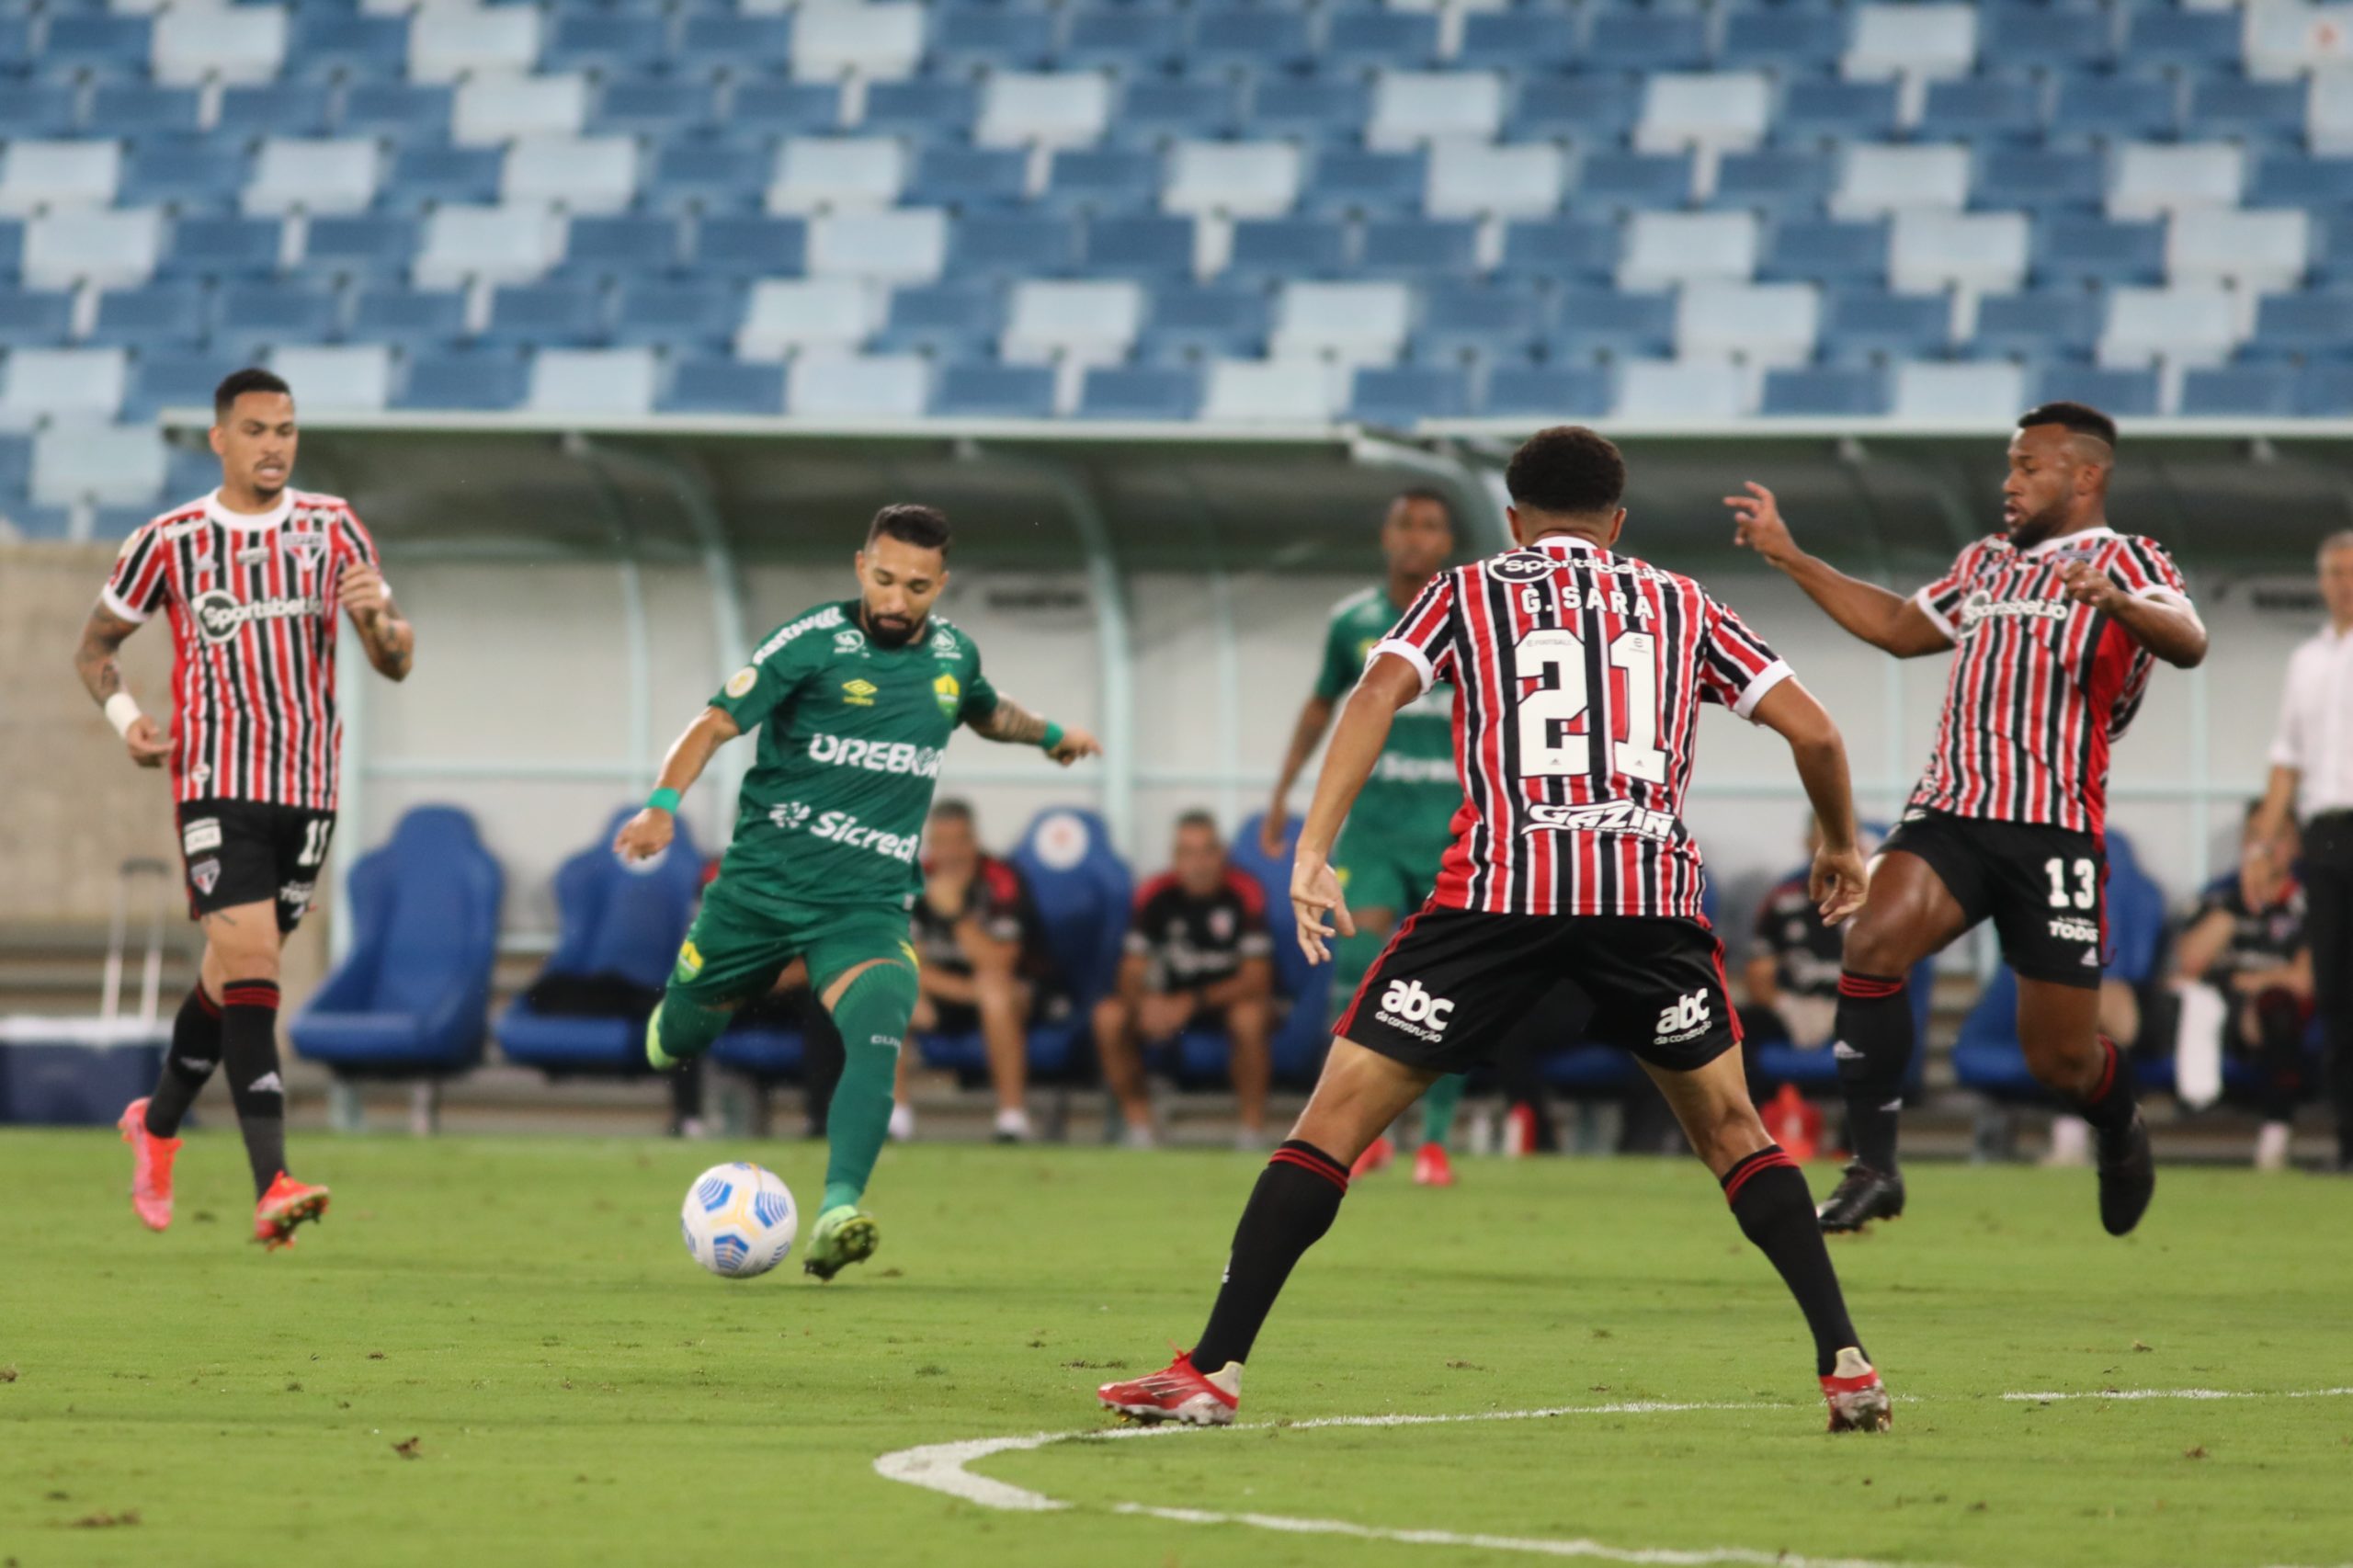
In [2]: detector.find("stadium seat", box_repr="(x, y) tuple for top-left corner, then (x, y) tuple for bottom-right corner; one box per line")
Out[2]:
(486, 283), (605, 347)
(674, 15), (795, 80)
(2033, 362), (2162, 417)
(791, 3), (924, 84)
(414, 206), (564, 290)
(649, 142), (773, 216)
(1324, 10), (1440, 74)
(1412, 284), (1548, 365)
(87, 283), (208, 351)
(1760, 220), (1890, 287)
(563, 216), (684, 280)
(2099, 285), (2241, 369)
(1843, 4), (1977, 84)
(2126, 7), (2242, 71)
(1917, 78), (2045, 144)
(1496, 218), (1620, 283)
(542, 14), (666, 77)
(1270, 280), (1410, 365)
(1759, 366), (1891, 417)
(85, 85), (201, 139)
(2032, 217), (2167, 288)
(1588, 9), (1710, 74)
(2167, 210), (2309, 293)
(737, 278), (880, 358)
(1064, 8), (1187, 75)
(287, 14), (409, 84)
(338, 84), (457, 144)
(1358, 219), (1478, 280)
(397, 349), (529, 412)
(659, 358), (786, 416)
(2302, 364), (2353, 415)
(2179, 365), (2300, 417)
(23, 210), (163, 290)
(1076, 364), (1202, 420)
(1111, 79), (1242, 147)
(906, 147), (1029, 211)
(1426, 143), (1565, 221)
(268, 345), (392, 412)
(1461, 12), (1579, 74)
(2249, 291), (2353, 360)
(691, 215), (810, 278)
(2313, 73), (2353, 158)
(2109, 143), (2244, 220)
(1720, 7), (1849, 74)
(1202, 358), (1338, 423)
(1081, 216), (1196, 280)
(244, 139), (378, 218)
(1004, 279), (1143, 366)
(304, 215), (419, 280)
(453, 75), (589, 149)
(1821, 290), (1952, 364)
(1981, 4), (2112, 72)
(877, 283), (1004, 358)
(0, 85), (79, 140)
(2250, 153), (2353, 210)
(1617, 358), (1747, 421)
(290, 806), (503, 1084)
(0, 142), (122, 216)
(976, 74), (1112, 151)
(503, 137), (638, 216)
(0, 288), (74, 348)
(2188, 79), (2308, 147)
(1248, 77), (1371, 145)
(729, 83), (847, 139)
(1893, 358), (2027, 421)
(1140, 284), (1270, 361)
(42, 14), (153, 79)
(592, 80), (714, 140)
(769, 138), (905, 215)
(1482, 364), (1613, 418)
(1776, 80), (1902, 146)
(2049, 74), (2179, 146)
(152, 4), (286, 87)
(992, 807), (1132, 1080)
(353, 287), (469, 352)
(930, 6), (1055, 74)
(949, 214), (1079, 280)
(385, 145), (503, 211)
(1549, 288), (1678, 363)
(1714, 151), (1836, 216)
(1190, 9), (1314, 75)
(1677, 281), (1820, 368)
(1225, 218), (1347, 283)
(410, 8), (542, 86)
(1638, 73), (1773, 156)
(932, 361), (1057, 419)
(121, 137), (256, 212)
(1165, 142), (1301, 220)
(1620, 211), (1757, 290)
(1370, 71), (1504, 149)
(527, 347), (657, 417)
(787, 352), (928, 418)
(1973, 291), (2101, 363)
(1044, 150), (1162, 216)
(1225, 813), (1334, 1086)
(1977, 149), (2107, 213)
(808, 210), (948, 285)
(1507, 74), (1643, 144)
(28, 419), (164, 505)
(1891, 210), (2029, 295)
(1834, 145), (1972, 220)
(1348, 364), (1470, 426)
(1578, 153), (1696, 212)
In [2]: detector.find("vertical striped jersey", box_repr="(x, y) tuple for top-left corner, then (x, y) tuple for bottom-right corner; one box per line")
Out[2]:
(1908, 527), (2194, 835)
(1370, 536), (1793, 920)
(99, 489), (381, 812)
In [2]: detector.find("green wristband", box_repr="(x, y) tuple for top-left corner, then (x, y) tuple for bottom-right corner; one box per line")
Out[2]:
(647, 787), (682, 813)
(1039, 722), (1065, 753)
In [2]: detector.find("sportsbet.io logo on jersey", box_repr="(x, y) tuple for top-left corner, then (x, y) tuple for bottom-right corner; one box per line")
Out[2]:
(189, 588), (324, 645)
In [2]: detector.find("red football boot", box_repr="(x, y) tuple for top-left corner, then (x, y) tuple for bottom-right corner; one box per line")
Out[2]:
(253, 1171), (331, 1250)
(1412, 1142), (1455, 1187)
(1350, 1134), (1396, 1179)
(119, 1097), (179, 1231)
(1821, 1347), (1893, 1433)
(1097, 1349), (1242, 1426)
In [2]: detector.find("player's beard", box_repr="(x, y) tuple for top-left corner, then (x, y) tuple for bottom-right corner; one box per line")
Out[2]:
(860, 604), (925, 648)
(2005, 500), (2066, 551)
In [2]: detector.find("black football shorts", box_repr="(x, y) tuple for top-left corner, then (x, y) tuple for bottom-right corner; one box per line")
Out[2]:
(175, 798), (336, 933)
(1337, 905), (1741, 1074)
(1879, 808), (2107, 990)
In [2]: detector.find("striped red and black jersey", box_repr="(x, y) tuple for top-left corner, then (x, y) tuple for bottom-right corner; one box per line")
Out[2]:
(1370, 536), (1794, 921)
(1908, 527), (2195, 835)
(99, 488), (381, 812)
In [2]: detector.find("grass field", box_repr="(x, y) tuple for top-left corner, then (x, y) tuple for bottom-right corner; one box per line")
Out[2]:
(3, 1130), (2349, 1568)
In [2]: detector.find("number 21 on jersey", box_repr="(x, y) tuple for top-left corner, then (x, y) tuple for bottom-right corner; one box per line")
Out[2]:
(1513, 628), (1668, 783)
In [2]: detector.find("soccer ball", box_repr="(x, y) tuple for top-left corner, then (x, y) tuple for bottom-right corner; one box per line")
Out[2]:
(680, 1162), (798, 1278)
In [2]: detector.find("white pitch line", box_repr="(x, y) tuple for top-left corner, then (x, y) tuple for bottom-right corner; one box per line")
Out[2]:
(2001, 1387), (2353, 1403)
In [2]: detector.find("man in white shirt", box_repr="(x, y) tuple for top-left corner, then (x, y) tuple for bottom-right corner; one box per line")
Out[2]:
(2255, 530), (2353, 1170)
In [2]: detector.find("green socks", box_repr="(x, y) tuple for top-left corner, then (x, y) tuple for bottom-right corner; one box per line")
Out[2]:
(821, 960), (920, 1214)
(648, 997), (733, 1069)
(1420, 1072), (1465, 1150)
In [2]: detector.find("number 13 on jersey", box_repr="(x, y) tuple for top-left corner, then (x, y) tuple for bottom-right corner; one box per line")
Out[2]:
(1514, 628), (1669, 784)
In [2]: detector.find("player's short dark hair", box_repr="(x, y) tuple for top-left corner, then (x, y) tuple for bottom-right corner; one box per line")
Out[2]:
(2018, 401), (2118, 451)
(930, 798), (974, 825)
(868, 503), (951, 557)
(1390, 487), (1454, 527)
(1504, 426), (1628, 517)
(1174, 810), (1220, 838)
(213, 366), (290, 422)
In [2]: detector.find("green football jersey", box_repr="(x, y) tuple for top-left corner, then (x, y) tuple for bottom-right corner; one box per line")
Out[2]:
(708, 601), (998, 910)
(1313, 583), (1461, 839)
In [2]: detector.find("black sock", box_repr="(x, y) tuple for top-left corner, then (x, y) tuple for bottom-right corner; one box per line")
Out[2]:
(1723, 1146), (1862, 1378)
(221, 979), (287, 1199)
(2071, 1036), (2137, 1137)
(1191, 1141), (1349, 1371)
(2254, 991), (2306, 1125)
(1834, 971), (1912, 1173)
(144, 984), (222, 1138)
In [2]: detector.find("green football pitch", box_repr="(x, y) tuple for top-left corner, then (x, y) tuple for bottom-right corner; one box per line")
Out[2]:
(4, 1131), (2349, 1568)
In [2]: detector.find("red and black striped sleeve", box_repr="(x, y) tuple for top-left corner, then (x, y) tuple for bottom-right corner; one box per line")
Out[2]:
(1911, 539), (1988, 644)
(1696, 597), (1795, 719)
(2109, 535), (2199, 624)
(99, 519), (172, 624)
(1368, 569), (1460, 694)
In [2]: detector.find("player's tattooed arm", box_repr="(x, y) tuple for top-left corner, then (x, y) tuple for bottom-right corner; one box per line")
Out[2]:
(339, 562), (415, 680)
(969, 695), (1103, 767)
(73, 604), (140, 704)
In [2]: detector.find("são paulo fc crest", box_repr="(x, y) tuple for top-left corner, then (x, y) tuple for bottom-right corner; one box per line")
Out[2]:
(190, 858), (222, 896)
(1488, 551), (1557, 583)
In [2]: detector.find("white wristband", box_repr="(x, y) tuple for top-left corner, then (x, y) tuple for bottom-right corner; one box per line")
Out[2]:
(104, 692), (143, 738)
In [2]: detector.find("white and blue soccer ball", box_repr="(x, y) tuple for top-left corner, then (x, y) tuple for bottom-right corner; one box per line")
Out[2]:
(680, 1162), (798, 1278)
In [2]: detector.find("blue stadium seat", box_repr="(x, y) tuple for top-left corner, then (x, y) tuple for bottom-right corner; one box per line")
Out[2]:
(0, 220), (20, 284)
(1776, 80), (1901, 145)
(5, 504), (77, 540)
(1083, 215), (1197, 279)
(484, 283), (605, 347)
(1977, 148), (2105, 211)
(949, 214), (1080, 278)
(124, 351), (227, 421)
(907, 146), (1030, 210)
(543, 14), (666, 74)
(0, 289), (74, 348)
(611, 279), (739, 349)
(2188, 78), (2307, 145)
(1077, 364), (1203, 420)
(44, 14), (153, 76)
(399, 349), (529, 412)
(1413, 283), (1547, 364)
(1358, 218), (1477, 278)
(1821, 290), (1951, 363)
(1301, 149), (1426, 217)
(289, 14), (410, 82)
(876, 282), (1003, 357)
(728, 82), (845, 137)
(305, 215), (419, 280)
(1548, 289), (1677, 362)
(1325, 9), (1441, 73)
(1045, 149), (1162, 215)
(1482, 364), (1612, 418)
(1461, 12), (1578, 74)
(592, 79), (715, 138)
(1349, 364), (1469, 425)
(659, 358), (786, 415)
(2125, 8), (2242, 70)
(216, 284), (342, 357)
(865, 79), (978, 138)
(1719, 7), (1850, 72)
(1918, 78), (2045, 143)
(496, 809), (704, 1078)
(1714, 151), (1836, 215)
(160, 216), (283, 279)
(0, 430), (33, 494)
(931, 6), (1056, 72)
(1586, 10), (1709, 72)
(2314, 210), (2353, 287)
(2033, 363), (2160, 417)
(1760, 365), (1891, 417)
(386, 145), (503, 211)
(1507, 74), (1643, 143)
(561, 215), (682, 278)
(86, 84), (203, 138)
(674, 16), (796, 79)
(1190, 10), (1314, 74)
(2180, 365), (2299, 417)
(1110, 78), (1243, 145)
(1974, 290), (2101, 361)
(1497, 218), (1621, 283)
(1222, 812), (1333, 1085)
(2048, 74), (2178, 144)
(1063, 7), (1187, 74)
(1226, 218), (1347, 280)
(691, 215), (808, 278)
(1577, 152), (1695, 211)
(0, 15), (28, 78)
(1761, 219), (1890, 286)
(339, 84), (457, 142)
(0, 84), (78, 137)
(352, 286), (471, 351)
(1982, 4), (2113, 71)
(1248, 76), (1370, 142)
(2250, 291), (2353, 360)
(121, 139), (253, 211)
(1141, 283), (1269, 359)
(646, 141), (768, 215)
(2031, 217), (2166, 286)
(2251, 154), (2353, 209)
(932, 361), (1056, 419)
(219, 84), (336, 139)
(291, 806), (502, 1083)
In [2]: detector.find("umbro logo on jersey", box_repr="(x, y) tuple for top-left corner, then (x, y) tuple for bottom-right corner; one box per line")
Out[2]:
(1654, 990), (1712, 1045)
(842, 678), (878, 706)
(1377, 978), (1455, 1041)
(189, 588), (324, 645)
(1524, 801), (1677, 841)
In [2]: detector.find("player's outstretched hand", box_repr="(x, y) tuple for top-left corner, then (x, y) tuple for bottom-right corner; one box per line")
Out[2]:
(613, 807), (675, 865)
(2059, 560), (2124, 613)
(1724, 482), (1799, 569)
(339, 562), (392, 626)
(1811, 844), (1870, 926)
(1045, 724), (1103, 767)
(124, 713), (171, 768)
(1290, 851), (1356, 965)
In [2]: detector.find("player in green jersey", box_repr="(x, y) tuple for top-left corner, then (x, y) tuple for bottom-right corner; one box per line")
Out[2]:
(615, 504), (1100, 1278)
(1262, 489), (1466, 1186)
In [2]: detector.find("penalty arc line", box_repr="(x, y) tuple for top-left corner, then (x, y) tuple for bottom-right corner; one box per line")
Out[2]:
(873, 1388), (2353, 1568)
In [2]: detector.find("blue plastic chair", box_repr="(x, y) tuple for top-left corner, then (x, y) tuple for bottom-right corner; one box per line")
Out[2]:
(1228, 813), (1336, 1086)
(290, 807), (502, 1079)
(496, 809), (703, 1076)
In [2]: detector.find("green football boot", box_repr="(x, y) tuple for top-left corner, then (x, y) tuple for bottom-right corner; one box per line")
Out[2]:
(801, 1204), (881, 1282)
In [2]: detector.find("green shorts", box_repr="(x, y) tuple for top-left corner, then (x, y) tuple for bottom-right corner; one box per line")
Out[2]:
(667, 878), (916, 1009)
(1333, 819), (1454, 919)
